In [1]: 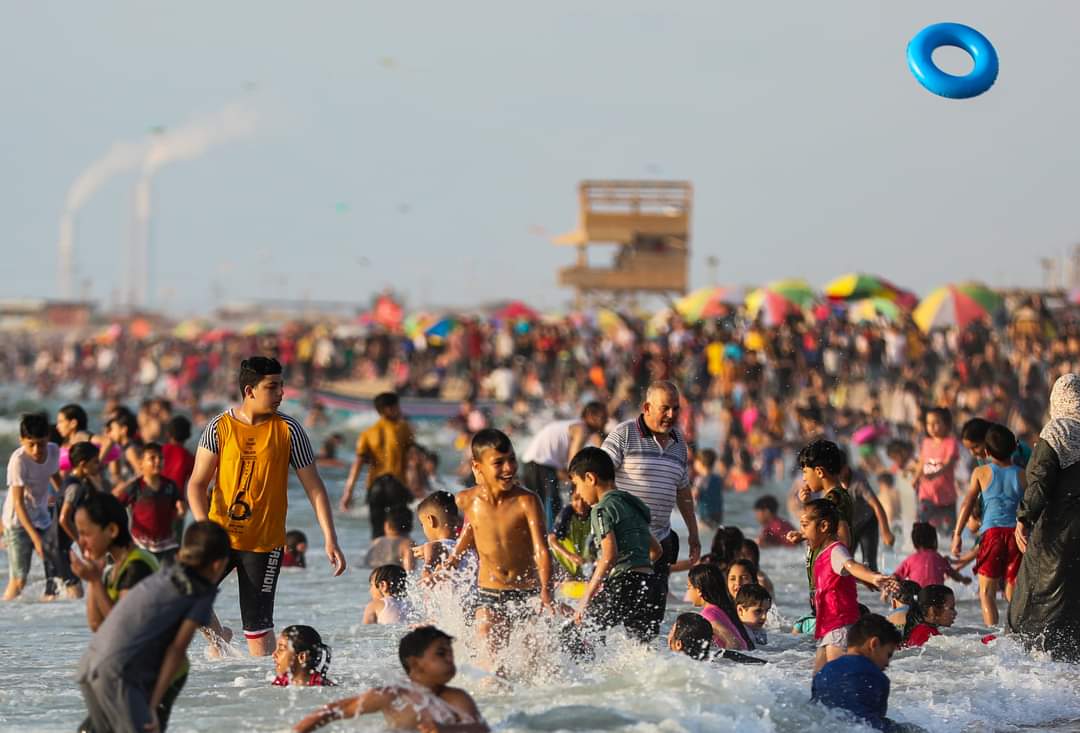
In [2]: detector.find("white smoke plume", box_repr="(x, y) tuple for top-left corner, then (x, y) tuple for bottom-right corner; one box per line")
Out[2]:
(58, 140), (151, 298)
(57, 99), (259, 301)
(129, 101), (259, 307)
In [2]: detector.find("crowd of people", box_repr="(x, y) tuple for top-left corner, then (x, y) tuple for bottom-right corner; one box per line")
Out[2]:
(5, 296), (1080, 730)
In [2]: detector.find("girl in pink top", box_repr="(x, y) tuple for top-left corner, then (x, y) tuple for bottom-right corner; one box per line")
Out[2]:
(915, 408), (960, 533)
(687, 564), (752, 651)
(893, 522), (970, 588)
(799, 499), (897, 671)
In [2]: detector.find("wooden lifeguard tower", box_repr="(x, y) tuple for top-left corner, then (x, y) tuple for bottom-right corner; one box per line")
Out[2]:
(553, 180), (691, 305)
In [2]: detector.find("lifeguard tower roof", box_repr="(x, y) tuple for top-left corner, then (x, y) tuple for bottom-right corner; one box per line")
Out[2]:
(554, 180), (691, 299)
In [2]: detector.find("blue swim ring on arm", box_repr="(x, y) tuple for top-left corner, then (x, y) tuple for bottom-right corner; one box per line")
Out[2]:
(907, 22), (998, 99)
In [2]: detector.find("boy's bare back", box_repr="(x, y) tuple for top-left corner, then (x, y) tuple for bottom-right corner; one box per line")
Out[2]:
(456, 484), (545, 590)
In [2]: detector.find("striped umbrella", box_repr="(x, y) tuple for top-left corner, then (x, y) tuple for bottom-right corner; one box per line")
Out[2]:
(745, 278), (816, 325)
(674, 286), (744, 322)
(847, 297), (903, 324)
(913, 283), (1003, 333)
(825, 273), (918, 308)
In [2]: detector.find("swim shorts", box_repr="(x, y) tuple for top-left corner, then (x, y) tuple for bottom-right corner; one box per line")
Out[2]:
(587, 570), (663, 641)
(475, 586), (539, 615)
(976, 526), (1021, 583)
(221, 547), (283, 639)
(817, 624), (851, 650)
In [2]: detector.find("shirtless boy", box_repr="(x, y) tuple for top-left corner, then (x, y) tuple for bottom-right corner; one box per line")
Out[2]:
(445, 429), (553, 649)
(292, 626), (488, 733)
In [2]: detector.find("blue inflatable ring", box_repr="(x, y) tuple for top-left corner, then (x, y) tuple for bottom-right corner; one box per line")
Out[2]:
(907, 23), (998, 99)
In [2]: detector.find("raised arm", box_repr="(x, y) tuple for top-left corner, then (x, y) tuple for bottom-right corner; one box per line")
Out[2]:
(296, 464), (346, 576)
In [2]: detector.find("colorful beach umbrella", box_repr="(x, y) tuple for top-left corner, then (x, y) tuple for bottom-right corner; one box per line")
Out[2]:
(913, 283), (1003, 333)
(424, 316), (458, 340)
(826, 273), (916, 308)
(674, 286), (744, 322)
(847, 297), (902, 324)
(745, 278), (816, 325)
(494, 300), (539, 322)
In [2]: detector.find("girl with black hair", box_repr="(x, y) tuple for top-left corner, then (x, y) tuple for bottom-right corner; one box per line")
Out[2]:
(69, 492), (159, 632)
(687, 564), (754, 650)
(272, 625), (334, 686)
(902, 584), (957, 648)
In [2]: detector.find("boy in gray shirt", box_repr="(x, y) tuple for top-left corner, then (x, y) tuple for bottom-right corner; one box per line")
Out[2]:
(79, 520), (230, 733)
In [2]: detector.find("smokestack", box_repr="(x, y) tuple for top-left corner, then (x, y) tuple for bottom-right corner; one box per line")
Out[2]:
(57, 140), (149, 301)
(129, 100), (258, 310)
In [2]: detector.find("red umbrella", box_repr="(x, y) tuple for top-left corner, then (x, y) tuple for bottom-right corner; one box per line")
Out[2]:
(494, 300), (539, 322)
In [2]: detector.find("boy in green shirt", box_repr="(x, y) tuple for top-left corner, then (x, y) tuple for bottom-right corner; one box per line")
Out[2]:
(569, 447), (662, 641)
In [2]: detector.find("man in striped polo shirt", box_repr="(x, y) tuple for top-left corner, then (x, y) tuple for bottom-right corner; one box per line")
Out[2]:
(601, 380), (700, 628)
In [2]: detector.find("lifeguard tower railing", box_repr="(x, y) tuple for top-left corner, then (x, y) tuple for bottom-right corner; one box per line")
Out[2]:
(554, 180), (691, 296)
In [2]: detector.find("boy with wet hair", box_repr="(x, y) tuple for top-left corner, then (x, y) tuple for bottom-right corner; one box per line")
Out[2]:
(668, 612), (713, 660)
(414, 491), (473, 577)
(78, 520), (231, 733)
(735, 583), (773, 646)
(445, 429), (553, 651)
(794, 440), (853, 548)
(293, 626), (489, 732)
(3, 413), (62, 600)
(811, 613), (905, 732)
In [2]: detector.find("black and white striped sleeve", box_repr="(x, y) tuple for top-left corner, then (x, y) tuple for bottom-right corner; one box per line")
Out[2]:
(282, 414), (316, 470)
(601, 423), (627, 470)
(198, 413), (224, 454)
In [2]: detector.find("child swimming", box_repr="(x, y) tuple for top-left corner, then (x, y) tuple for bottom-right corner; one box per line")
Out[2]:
(363, 565), (413, 625)
(272, 625), (334, 687)
(686, 563), (754, 650)
(735, 583), (772, 647)
(283, 530), (308, 568)
(726, 559), (757, 602)
(292, 626), (489, 732)
(902, 584), (957, 648)
(667, 612), (767, 665)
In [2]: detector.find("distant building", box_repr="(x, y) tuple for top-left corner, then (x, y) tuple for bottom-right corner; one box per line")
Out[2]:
(0, 299), (95, 329)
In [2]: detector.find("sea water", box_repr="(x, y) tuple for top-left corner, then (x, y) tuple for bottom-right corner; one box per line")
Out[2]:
(1, 417), (1080, 731)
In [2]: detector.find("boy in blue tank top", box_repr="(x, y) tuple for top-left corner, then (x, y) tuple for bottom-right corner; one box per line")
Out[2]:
(952, 424), (1024, 627)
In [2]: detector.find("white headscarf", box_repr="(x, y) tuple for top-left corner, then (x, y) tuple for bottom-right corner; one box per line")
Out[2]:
(1040, 373), (1080, 469)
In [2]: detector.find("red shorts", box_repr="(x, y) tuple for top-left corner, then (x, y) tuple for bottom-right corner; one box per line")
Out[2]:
(976, 526), (1021, 583)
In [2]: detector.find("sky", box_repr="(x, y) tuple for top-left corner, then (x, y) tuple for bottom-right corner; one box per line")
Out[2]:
(4, 2), (1080, 315)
